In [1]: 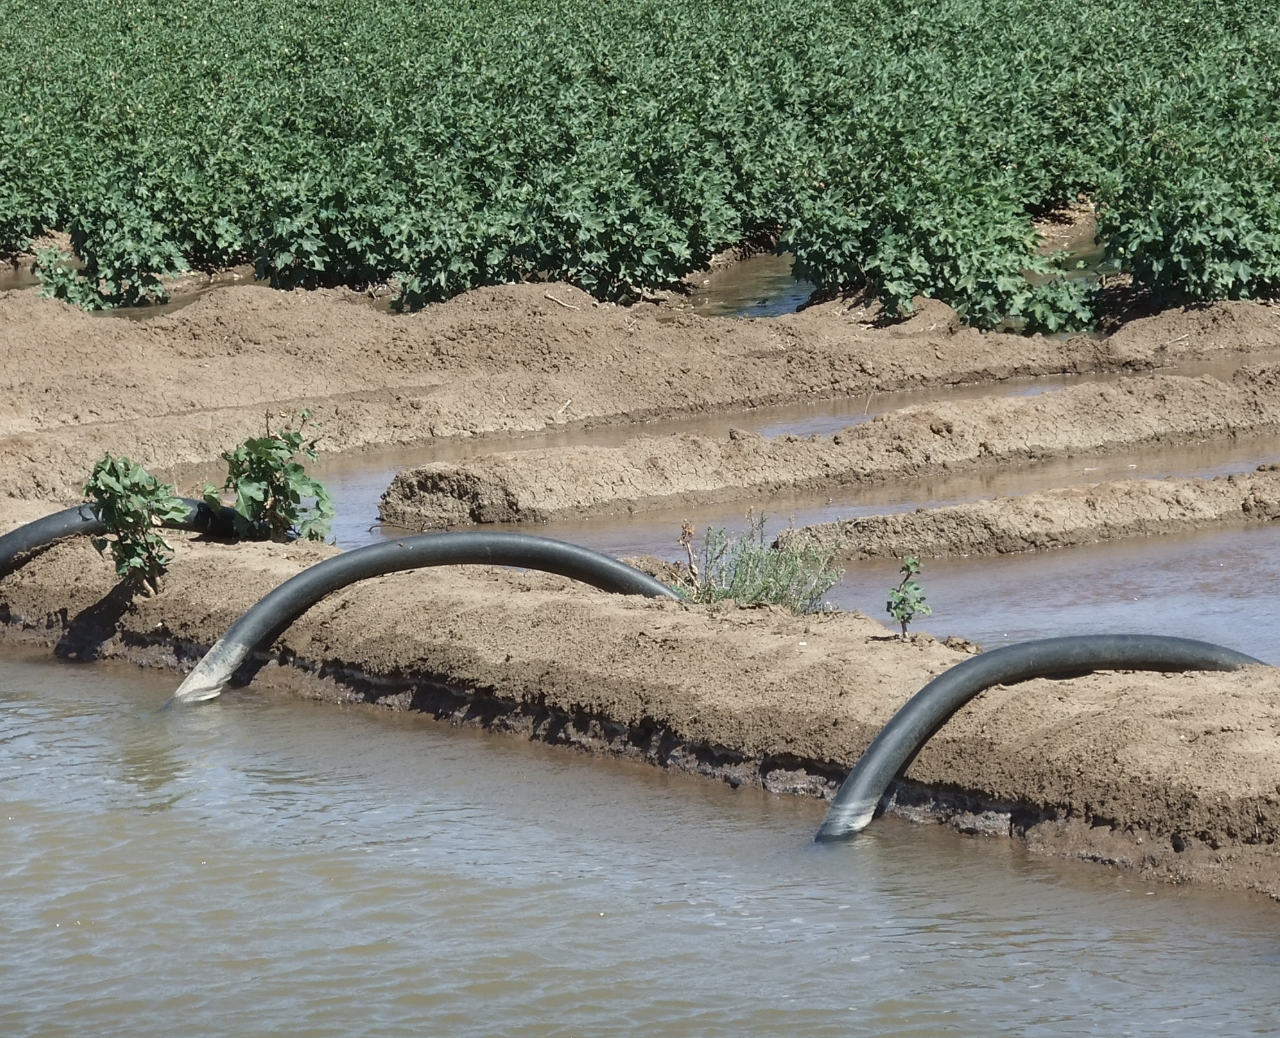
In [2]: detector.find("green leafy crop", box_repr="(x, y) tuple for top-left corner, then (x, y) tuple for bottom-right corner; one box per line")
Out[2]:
(205, 411), (334, 542)
(5, 0), (1280, 325)
(886, 555), (932, 639)
(82, 454), (190, 593)
(33, 249), (104, 310)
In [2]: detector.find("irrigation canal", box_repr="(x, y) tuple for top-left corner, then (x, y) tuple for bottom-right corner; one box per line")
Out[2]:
(5, 254), (1280, 1033)
(2, 654), (1278, 1036)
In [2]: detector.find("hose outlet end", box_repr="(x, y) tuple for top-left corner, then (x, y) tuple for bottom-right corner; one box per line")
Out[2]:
(814, 800), (879, 842)
(172, 637), (235, 703)
(172, 675), (226, 703)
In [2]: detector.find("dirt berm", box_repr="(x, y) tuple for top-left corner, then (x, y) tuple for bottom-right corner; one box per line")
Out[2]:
(2, 283), (1278, 501)
(4, 504), (1280, 898)
(380, 365), (1280, 527)
(778, 466), (1280, 560)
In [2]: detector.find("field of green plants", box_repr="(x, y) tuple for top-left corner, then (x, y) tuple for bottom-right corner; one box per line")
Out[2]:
(2, 0), (1278, 328)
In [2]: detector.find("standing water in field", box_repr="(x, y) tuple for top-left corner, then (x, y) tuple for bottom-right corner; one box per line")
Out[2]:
(827, 523), (1280, 665)
(684, 252), (816, 318)
(2, 655), (1280, 1037)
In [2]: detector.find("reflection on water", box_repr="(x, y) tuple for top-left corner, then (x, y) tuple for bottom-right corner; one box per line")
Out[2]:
(0, 262), (39, 294)
(320, 426), (1280, 570)
(685, 251), (816, 317)
(1, 655), (1279, 1036)
(300, 340), (1280, 672)
(0, 260), (277, 320)
(4, 249), (815, 322)
(313, 372), (1108, 545)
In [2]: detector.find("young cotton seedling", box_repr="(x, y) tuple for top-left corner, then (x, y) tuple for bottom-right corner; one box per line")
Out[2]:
(887, 555), (932, 638)
(83, 454), (190, 594)
(205, 410), (334, 542)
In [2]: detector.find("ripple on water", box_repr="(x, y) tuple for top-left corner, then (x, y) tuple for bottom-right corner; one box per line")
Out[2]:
(1, 657), (1279, 1036)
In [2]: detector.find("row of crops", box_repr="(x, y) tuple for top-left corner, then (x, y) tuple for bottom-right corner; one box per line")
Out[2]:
(2, 0), (1278, 328)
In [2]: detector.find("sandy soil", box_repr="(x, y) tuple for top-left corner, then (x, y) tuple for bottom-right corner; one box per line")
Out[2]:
(7, 283), (1280, 896)
(2, 282), (1279, 501)
(2, 517), (1280, 897)
(380, 365), (1280, 527)
(778, 466), (1280, 560)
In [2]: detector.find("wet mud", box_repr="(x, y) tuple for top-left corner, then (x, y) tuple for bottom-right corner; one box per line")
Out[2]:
(780, 466), (1280, 560)
(2, 521), (1280, 897)
(380, 366), (1280, 528)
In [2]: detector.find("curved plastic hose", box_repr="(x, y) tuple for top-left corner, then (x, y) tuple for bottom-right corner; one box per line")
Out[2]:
(174, 532), (681, 703)
(816, 634), (1265, 841)
(0, 499), (237, 579)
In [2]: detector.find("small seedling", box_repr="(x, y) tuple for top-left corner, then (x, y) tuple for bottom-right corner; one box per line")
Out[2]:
(205, 409), (335, 542)
(83, 454), (190, 593)
(887, 555), (932, 638)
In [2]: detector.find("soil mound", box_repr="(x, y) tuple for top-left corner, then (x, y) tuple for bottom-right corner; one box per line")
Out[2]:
(3, 504), (1280, 897)
(380, 367), (1280, 527)
(779, 467), (1280, 560)
(2, 282), (1276, 501)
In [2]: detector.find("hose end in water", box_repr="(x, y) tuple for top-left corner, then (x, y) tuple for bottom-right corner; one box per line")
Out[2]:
(814, 800), (878, 842)
(814, 635), (1265, 842)
(172, 638), (233, 703)
(172, 678), (225, 704)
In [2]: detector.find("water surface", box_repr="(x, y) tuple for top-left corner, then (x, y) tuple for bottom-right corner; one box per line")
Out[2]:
(829, 523), (1280, 664)
(318, 349), (1280, 550)
(683, 251), (816, 317)
(2, 655), (1279, 1037)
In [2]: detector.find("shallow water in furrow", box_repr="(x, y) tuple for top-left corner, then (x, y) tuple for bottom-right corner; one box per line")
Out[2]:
(681, 250), (816, 317)
(351, 427), (1276, 553)
(2, 654), (1278, 1037)
(828, 523), (1280, 664)
(1, 247), (812, 320)
(0, 247), (814, 321)
(317, 351), (1280, 550)
(308, 345), (1280, 667)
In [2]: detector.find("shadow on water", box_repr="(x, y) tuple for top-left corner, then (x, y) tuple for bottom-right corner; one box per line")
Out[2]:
(0, 261), (39, 293)
(684, 251), (816, 317)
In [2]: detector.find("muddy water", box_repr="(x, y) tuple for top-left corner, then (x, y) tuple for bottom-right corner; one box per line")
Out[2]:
(686, 238), (1116, 319)
(493, 477), (1280, 665)
(363, 426), (1276, 558)
(0, 259), (275, 319)
(1, 249), (812, 321)
(312, 379), (1280, 670)
(682, 241), (1117, 317)
(683, 251), (816, 317)
(3, 653), (1279, 1037)
(0, 261), (39, 293)
(828, 523), (1280, 664)
(322, 427), (1280, 568)
(314, 372), (1116, 544)
(317, 350), (1280, 549)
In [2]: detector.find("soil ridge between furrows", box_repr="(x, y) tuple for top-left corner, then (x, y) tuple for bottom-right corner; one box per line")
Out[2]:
(380, 364), (1280, 527)
(776, 466), (1280, 560)
(2, 282), (1279, 500)
(3, 503), (1280, 899)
